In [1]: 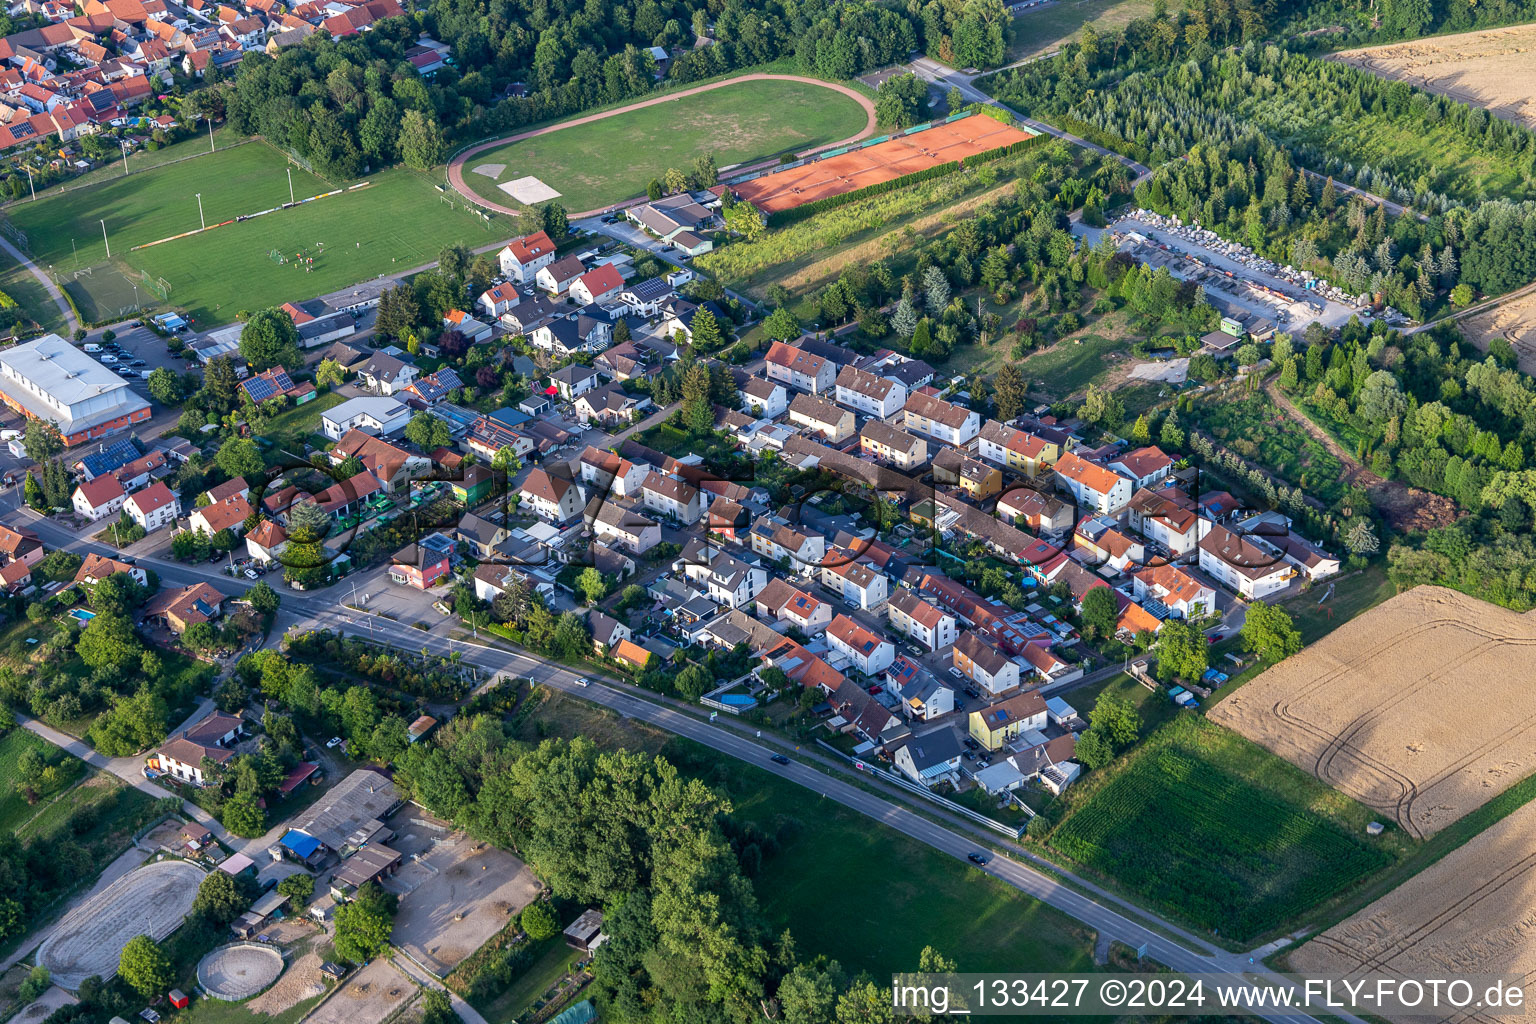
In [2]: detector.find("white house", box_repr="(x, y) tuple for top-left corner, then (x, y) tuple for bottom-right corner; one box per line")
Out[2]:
(737, 376), (787, 419)
(1197, 523), (1293, 600)
(834, 364), (906, 420)
(640, 472), (702, 524)
(749, 518), (826, 569)
(826, 614), (894, 676)
(536, 254), (586, 296)
(754, 578), (832, 633)
(124, 480), (180, 533)
(954, 631), (1019, 697)
(1126, 486), (1200, 558)
(73, 475), (126, 521)
(478, 282), (522, 320)
(893, 729), (963, 788)
(887, 588), (958, 651)
(245, 519), (288, 565)
(154, 710), (242, 786)
(1130, 564), (1215, 619)
(819, 551), (888, 611)
(1109, 446), (1176, 489)
(1054, 452), (1133, 515)
(765, 341), (835, 394)
(498, 230), (557, 284)
(520, 468), (584, 523)
(570, 264), (623, 306)
(591, 502), (661, 555)
(320, 396), (412, 440)
(903, 392), (980, 447)
(681, 543), (767, 609)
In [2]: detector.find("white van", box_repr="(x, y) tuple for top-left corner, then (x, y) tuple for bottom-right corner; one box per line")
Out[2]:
(99, 354), (118, 364)
(83, 343), (102, 353)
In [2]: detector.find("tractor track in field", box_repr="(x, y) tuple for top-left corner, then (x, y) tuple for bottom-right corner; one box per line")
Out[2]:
(445, 73), (879, 219)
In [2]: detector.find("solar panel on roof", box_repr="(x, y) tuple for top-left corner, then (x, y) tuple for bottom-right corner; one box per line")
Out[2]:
(243, 377), (277, 402)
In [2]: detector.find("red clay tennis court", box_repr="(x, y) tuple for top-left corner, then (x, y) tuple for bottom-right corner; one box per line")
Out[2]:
(731, 116), (1037, 213)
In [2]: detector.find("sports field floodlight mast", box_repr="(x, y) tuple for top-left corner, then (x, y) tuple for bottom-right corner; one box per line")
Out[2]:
(100, 219), (109, 259)
(196, 193), (205, 231)
(287, 167), (295, 205)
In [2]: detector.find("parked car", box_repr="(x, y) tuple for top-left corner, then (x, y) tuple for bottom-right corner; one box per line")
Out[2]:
(244, 569), (259, 579)
(325, 736), (344, 748)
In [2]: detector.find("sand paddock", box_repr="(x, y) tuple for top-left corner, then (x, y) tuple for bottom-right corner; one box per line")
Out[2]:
(1209, 586), (1536, 838)
(305, 958), (414, 1024)
(37, 859), (203, 989)
(1292, 796), (1536, 1024)
(731, 116), (1036, 213)
(197, 943), (286, 1001)
(246, 950), (325, 1016)
(1463, 289), (1536, 377)
(1335, 24), (1536, 131)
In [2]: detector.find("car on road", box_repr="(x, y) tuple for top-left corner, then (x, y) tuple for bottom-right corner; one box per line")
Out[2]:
(967, 852), (989, 865)
(770, 754), (790, 766)
(575, 676), (590, 687)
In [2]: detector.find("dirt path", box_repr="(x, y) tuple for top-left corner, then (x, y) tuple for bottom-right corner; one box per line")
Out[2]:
(0, 234), (77, 333)
(1264, 382), (1457, 532)
(446, 74), (879, 219)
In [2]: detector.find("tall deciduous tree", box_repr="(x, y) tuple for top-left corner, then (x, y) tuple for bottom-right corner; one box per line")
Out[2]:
(239, 308), (303, 371)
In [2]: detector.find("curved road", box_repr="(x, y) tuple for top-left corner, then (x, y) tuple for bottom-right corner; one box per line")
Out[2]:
(446, 73), (879, 219)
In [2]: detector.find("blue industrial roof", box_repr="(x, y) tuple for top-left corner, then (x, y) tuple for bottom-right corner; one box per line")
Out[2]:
(280, 829), (321, 859)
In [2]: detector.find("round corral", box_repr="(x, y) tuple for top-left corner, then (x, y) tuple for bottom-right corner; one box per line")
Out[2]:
(38, 859), (204, 990)
(197, 943), (287, 1001)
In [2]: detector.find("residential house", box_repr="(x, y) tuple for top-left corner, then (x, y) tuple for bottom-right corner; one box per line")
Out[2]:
(0, 559), (31, 595)
(886, 588), (957, 652)
(1125, 485), (1200, 558)
(531, 312), (612, 357)
(819, 550), (888, 610)
(903, 392), (980, 447)
(577, 446), (649, 498)
(549, 363), (599, 400)
(443, 309), (493, 344)
(535, 254), (586, 296)
(330, 431), (429, 493)
(388, 539), (451, 589)
(787, 393), (854, 443)
(968, 690), (1048, 751)
(933, 449), (1002, 500)
(124, 480), (179, 532)
(451, 465), (497, 506)
(357, 352), (419, 396)
(573, 382), (649, 428)
(833, 365), (906, 420)
(996, 486), (1073, 538)
(749, 517), (825, 569)
(826, 614), (894, 676)
(736, 375), (787, 419)
(589, 610), (631, 654)
(640, 472), (701, 524)
(113, 452), (167, 493)
(753, 577), (831, 633)
(497, 230), (556, 284)
(320, 396), (411, 441)
(570, 264), (623, 306)
(152, 710), (241, 785)
(455, 512), (509, 559)
(893, 729), (963, 788)
(764, 341), (834, 394)
(0, 524), (42, 568)
(1072, 515), (1145, 572)
(859, 420), (927, 470)
(1197, 523), (1292, 600)
(953, 630), (1020, 697)
(75, 552), (146, 588)
(401, 367), (463, 406)
(977, 421), (1060, 478)
(679, 539), (766, 609)
(888, 655), (954, 721)
(189, 494), (253, 539)
(520, 467), (584, 523)
(478, 282), (521, 319)
(245, 519), (288, 565)
(1053, 452), (1132, 515)
(142, 581), (224, 633)
(1130, 564), (1214, 619)
(1109, 446), (1176, 489)
(499, 295), (565, 335)
(590, 502), (660, 554)
(616, 277), (675, 317)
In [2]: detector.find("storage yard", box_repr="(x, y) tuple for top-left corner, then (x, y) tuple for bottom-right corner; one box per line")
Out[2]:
(1334, 24), (1536, 132)
(730, 115), (1037, 213)
(1291, 794), (1536, 1024)
(1209, 586), (1536, 839)
(1101, 212), (1398, 330)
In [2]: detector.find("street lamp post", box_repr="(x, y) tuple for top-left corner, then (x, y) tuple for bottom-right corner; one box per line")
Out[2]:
(195, 193), (205, 232)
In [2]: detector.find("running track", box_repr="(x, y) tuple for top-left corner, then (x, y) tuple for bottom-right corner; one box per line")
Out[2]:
(446, 73), (879, 219)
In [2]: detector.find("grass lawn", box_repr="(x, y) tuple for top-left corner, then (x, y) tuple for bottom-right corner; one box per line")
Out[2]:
(1278, 563), (1397, 646)
(12, 145), (496, 324)
(1005, 0), (1156, 61)
(1015, 325), (1128, 400)
(478, 936), (582, 1020)
(666, 739), (1098, 976)
(1043, 714), (1401, 943)
(460, 79), (870, 215)
(0, 249), (67, 336)
(263, 391), (348, 462)
(0, 728), (84, 834)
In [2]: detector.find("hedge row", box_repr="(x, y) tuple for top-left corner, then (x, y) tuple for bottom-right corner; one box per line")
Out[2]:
(764, 130), (1047, 227)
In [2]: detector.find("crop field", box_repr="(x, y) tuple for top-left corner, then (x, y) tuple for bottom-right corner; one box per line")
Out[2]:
(8, 144), (493, 323)
(1211, 585), (1536, 840)
(458, 78), (872, 216)
(1005, 0), (1156, 62)
(1334, 24), (1536, 132)
(1291, 794), (1536, 1024)
(1045, 715), (1394, 941)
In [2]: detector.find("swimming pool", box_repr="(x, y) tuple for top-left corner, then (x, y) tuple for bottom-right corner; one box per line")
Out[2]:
(69, 609), (96, 623)
(717, 694), (757, 708)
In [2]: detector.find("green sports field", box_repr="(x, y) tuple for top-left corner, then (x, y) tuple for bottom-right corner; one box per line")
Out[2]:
(460, 78), (871, 215)
(7, 142), (495, 324)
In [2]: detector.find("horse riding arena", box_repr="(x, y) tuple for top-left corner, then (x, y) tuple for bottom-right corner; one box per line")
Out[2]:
(197, 943), (286, 1001)
(1209, 586), (1536, 839)
(1334, 23), (1536, 131)
(1290, 795), (1536, 1024)
(728, 115), (1038, 214)
(37, 858), (203, 989)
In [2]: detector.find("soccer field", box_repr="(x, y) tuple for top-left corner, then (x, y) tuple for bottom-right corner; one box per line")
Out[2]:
(459, 78), (873, 215)
(9, 142), (496, 323)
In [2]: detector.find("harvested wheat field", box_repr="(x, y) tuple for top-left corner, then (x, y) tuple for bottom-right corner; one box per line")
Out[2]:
(1335, 24), (1536, 131)
(1464, 289), (1536, 376)
(1291, 795), (1536, 1024)
(1209, 586), (1536, 839)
